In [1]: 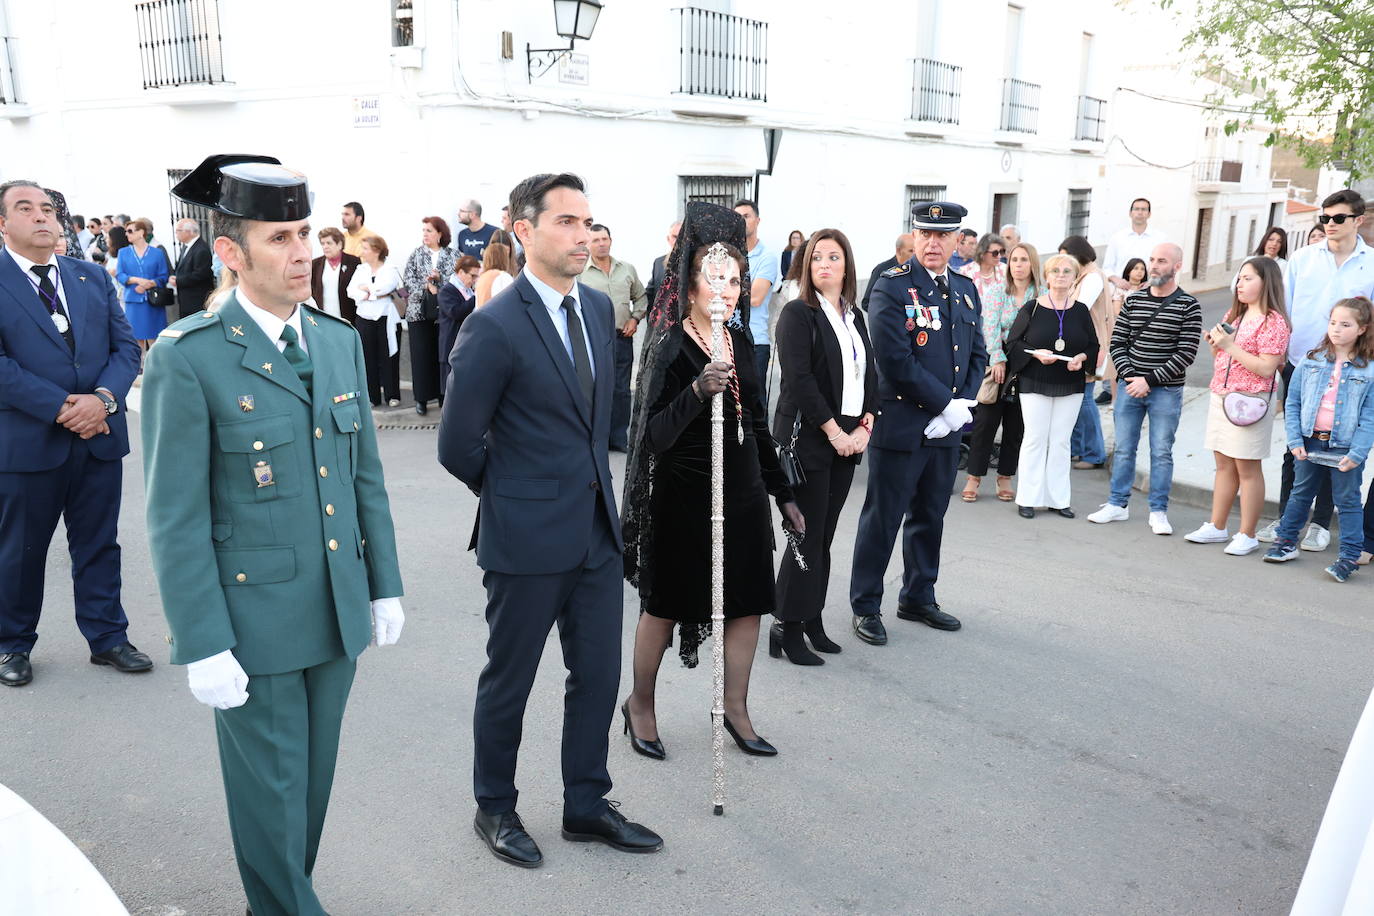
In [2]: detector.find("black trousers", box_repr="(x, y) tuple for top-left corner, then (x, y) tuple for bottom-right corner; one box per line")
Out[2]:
(408, 319), (441, 404)
(966, 398), (1024, 477)
(850, 442), (959, 614)
(775, 422), (859, 622)
(473, 512), (622, 818)
(610, 334), (634, 449)
(0, 442), (130, 655)
(355, 317), (400, 405)
(1278, 361), (1334, 527)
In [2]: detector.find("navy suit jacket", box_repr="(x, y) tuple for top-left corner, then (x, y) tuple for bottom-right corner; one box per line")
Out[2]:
(438, 272), (622, 575)
(0, 249), (140, 472)
(867, 260), (988, 450)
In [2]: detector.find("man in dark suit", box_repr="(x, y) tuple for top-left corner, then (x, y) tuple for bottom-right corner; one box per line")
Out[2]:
(849, 202), (987, 646)
(861, 232), (915, 312)
(0, 180), (149, 687)
(171, 218), (215, 318)
(439, 172), (662, 869)
(644, 220), (680, 309)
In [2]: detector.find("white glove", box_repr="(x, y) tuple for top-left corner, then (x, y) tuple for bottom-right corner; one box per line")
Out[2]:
(940, 398), (975, 430)
(186, 649), (250, 710)
(371, 597), (405, 647)
(923, 416), (952, 440)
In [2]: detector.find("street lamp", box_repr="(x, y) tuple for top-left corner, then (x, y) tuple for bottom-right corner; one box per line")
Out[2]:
(526, 0), (603, 81)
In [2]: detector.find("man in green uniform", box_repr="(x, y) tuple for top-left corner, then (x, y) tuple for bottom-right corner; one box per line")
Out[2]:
(141, 155), (404, 916)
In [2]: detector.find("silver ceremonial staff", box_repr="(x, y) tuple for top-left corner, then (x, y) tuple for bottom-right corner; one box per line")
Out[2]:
(702, 242), (731, 816)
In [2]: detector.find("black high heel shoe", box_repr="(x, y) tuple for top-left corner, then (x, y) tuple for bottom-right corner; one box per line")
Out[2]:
(768, 622), (823, 666)
(721, 715), (777, 756)
(621, 700), (665, 760)
(803, 618), (842, 654)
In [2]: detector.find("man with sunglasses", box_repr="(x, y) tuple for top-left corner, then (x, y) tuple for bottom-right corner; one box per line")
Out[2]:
(1257, 189), (1374, 548)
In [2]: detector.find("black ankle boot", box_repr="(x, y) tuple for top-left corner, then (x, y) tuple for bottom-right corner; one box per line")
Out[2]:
(768, 621), (823, 666)
(803, 617), (842, 654)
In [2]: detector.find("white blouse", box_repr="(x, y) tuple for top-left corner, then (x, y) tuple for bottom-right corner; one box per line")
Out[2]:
(816, 293), (866, 417)
(320, 259), (342, 318)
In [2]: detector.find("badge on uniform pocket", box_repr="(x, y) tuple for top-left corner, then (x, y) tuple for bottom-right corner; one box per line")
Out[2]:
(254, 460), (275, 488)
(916, 331), (929, 347)
(238, 395), (255, 412)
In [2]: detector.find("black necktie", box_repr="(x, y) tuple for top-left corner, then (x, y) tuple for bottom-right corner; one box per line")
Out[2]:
(934, 274), (951, 322)
(561, 296), (594, 407)
(31, 265), (75, 352)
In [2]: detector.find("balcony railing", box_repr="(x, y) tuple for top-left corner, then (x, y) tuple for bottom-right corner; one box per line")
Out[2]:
(1196, 158), (1243, 183)
(1000, 77), (1039, 133)
(910, 58), (961, 125)
(0, 37), (19, 105)
(1075, 95), (1105, 142)
(674, 7), (767, 102)
(135, 0), (226, 90)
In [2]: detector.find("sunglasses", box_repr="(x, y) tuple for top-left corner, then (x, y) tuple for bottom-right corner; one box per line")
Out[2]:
(1318, 213), (1356, 225)
(988, 249), (1005, 256)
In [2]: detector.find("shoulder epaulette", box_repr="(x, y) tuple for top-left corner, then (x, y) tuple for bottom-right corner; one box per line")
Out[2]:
(881, 263), (911, 279)
(158, 310), (219, 341)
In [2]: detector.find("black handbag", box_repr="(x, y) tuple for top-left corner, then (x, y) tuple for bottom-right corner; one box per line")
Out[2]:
(146, 286), (174, 308)
(778, 412), (807, 488)
(420, 287), (440, 322)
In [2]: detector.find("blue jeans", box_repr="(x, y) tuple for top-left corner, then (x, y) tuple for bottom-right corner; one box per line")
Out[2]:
(1108, 383), (1184, 512)
(1275, 438), (1367, 561)
(1071, 380), (1107, 464)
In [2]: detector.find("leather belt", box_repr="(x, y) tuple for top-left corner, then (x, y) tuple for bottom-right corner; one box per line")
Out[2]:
(1314, 431), (1332, 441)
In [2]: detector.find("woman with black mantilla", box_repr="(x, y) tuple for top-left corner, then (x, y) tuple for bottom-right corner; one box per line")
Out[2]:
(620, 202), (804, 760)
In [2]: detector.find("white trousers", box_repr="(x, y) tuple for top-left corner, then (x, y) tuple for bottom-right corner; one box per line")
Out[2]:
(1015, 391), (1083, 509)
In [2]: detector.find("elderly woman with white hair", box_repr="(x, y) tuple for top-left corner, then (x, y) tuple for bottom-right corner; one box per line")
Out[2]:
(999, 253), (1099, 519)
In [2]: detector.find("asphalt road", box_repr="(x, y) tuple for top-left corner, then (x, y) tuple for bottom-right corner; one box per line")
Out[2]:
(5, 352), (1371, 916)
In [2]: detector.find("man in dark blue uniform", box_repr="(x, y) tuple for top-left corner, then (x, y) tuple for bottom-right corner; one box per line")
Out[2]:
(849, 202), (987, 645)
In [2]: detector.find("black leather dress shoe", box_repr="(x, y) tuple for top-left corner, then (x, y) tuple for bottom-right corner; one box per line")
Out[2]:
(562, 803), (663, 853)
(852, 614), (887, 646)
(0, 652), (32, 687)
(1056, 507), (1075, 519)
(90, 643), (154, 673)
(474, 809), (543, 868)
(896, 603), (962, 631)
(1018, 505), (1035, 519)
(416, 401), (428, 416)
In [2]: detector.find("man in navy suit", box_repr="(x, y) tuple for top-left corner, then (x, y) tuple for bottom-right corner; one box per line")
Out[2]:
(849, 201), (988, 647)
(0, 180), (148, 687)
(439, 173), (662, 869)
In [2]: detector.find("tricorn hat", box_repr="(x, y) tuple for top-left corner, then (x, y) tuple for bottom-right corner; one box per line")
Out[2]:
(171, 154), (312, 222)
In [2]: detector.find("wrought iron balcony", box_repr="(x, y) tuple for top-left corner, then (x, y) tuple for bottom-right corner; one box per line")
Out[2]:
(674, 7), (767, 102)
(1075, 95), (1105, 142)
(1000, 77), (1039, 133)
(135, 0), (226, 90)
(0, 37), (19, 105)
(910, 58), (961, 125)
(1196, 158), (1243, 183)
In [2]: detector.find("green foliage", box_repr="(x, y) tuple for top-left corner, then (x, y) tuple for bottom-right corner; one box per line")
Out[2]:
(1165, 0), (1374, 177)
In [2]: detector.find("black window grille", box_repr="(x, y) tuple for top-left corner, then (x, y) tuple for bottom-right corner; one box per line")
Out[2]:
(135, 0), (226, 91)
(680, 175), (755, 215)
(0, 36), (19, 104)
(392, 0), (414, 47)
(1000, 77), (1039, 133)
(1066, 189), (1091, 238)
(910, 58), (961, 124)
(1075, 95), (1105, 142)
(905, 185), (948, 230)
(674, 7), (767, 102)
(167, 168), (213, 262)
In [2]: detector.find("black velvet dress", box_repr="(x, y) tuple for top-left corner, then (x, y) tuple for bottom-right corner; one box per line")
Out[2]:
(643, 328), (793, 637)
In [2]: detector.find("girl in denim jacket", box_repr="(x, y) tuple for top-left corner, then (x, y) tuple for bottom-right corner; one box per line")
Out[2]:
(1264, 297), (1374, 580)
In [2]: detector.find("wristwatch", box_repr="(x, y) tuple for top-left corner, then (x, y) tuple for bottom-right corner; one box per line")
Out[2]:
(94, 390), (118, 416)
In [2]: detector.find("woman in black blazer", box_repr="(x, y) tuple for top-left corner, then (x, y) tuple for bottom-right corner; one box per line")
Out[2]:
(770, 229), (878, 666)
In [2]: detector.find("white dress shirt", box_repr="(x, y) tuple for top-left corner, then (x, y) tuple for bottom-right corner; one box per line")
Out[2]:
(523, 268), (595, 378)
(816, 293), (867, 417)
(319, 258), (342, 318)
(1103, 225), (1166, 280)
(6, 245), (68, 313)
(236, 287), (308, 354)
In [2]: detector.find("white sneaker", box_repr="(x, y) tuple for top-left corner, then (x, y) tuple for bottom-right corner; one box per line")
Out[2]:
(1149, 512), (1173, 535)
(1224, 533), (1261, 556)
(1255, 520), (1279, 543)
(1184, 522), (1230, 544)
(1087, 504), (1129, 524)
(1301, 524), (1331, 552)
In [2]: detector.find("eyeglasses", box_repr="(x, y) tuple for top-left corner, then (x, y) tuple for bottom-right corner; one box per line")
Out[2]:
(1319, 213), (1355, 225)
(988, 249), (1005, 257)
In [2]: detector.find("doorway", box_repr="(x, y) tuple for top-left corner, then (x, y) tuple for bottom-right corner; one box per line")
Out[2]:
(992, 193), (1019, 236)
(1193, 207), (1213, 281)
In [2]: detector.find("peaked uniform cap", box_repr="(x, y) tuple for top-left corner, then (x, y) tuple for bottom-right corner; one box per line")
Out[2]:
(911, 200), (968, 233)
(171, 154), (312, 221)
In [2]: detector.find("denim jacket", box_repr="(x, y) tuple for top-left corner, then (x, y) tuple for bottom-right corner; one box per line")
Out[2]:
(1284, 354), (1374, 465)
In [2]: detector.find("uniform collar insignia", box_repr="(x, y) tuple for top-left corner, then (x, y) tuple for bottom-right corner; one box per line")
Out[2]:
(261, 362), (273, 374)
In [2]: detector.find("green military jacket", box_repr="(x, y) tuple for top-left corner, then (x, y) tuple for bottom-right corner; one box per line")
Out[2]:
(141, 294), (403, 675)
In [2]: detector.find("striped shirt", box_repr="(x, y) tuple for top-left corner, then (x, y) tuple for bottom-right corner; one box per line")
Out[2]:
(1108, 287), (1201, 388)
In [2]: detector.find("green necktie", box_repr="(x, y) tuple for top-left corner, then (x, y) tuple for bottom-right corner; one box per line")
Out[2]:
(279, 324), (313, 395)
